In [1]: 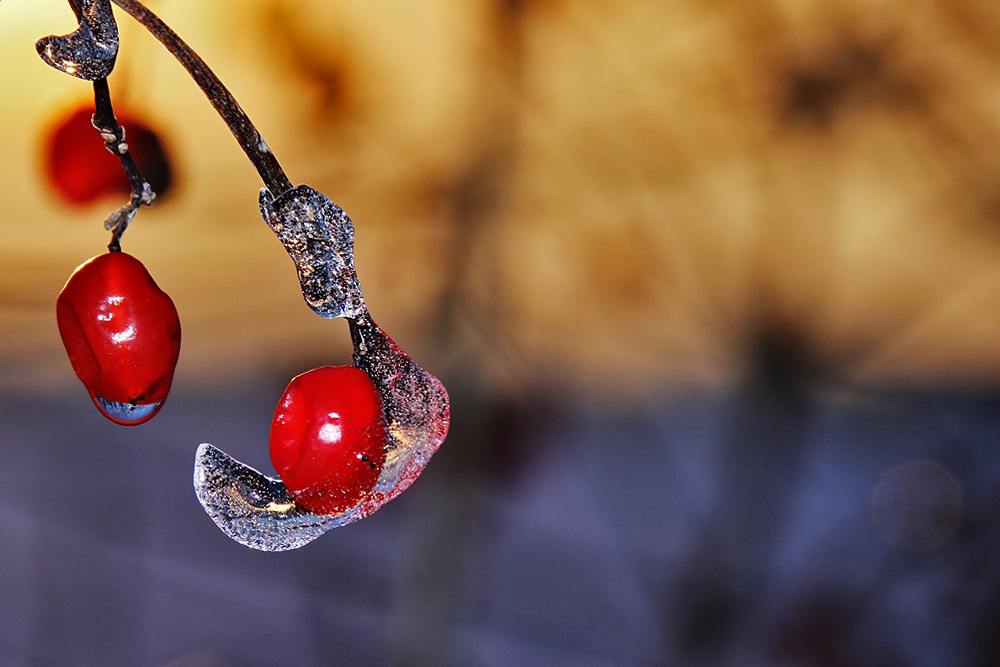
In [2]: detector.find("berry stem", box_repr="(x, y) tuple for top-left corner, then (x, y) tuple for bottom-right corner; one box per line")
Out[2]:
(91, 77), (155, 251)
(108, 0), (293, 196)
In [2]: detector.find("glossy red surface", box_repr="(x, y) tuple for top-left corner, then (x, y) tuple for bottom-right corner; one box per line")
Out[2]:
(56, 252), (181, 425)
(269, 366), (387, 514)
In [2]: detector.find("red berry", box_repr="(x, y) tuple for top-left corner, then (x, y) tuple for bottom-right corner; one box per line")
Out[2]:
(269, 366), (387, 515)
(56, 252), (181, 425)
(45, 106), (173, 205)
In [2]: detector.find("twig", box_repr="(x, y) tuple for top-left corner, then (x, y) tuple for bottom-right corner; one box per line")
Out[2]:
(91, 78), (155, 251)
(109, 0), (292, 195)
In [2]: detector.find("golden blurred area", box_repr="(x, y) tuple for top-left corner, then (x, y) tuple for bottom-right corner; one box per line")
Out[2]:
(3, 0), (1000, 398)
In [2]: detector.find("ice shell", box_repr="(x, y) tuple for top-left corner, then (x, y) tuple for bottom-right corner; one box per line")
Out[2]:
(192, 314), (450, 551)
(348, 315), (451, 512)
(193, 443), (341, 551)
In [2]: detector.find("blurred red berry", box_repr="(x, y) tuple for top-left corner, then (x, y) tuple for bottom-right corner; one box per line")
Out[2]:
(45, 106), (173, 205)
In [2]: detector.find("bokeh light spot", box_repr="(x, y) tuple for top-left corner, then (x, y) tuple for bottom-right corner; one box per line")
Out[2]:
(871, 459), (962, 551)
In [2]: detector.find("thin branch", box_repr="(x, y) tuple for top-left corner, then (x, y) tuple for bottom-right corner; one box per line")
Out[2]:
(91, 77), (154, 251)
(109, 0), (292, 195)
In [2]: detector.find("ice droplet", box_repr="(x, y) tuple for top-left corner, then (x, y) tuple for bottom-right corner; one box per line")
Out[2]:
(94, 395), (161, 425)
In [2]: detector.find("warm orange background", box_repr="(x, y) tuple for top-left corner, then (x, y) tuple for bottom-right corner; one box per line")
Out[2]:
(5, 0), (1000, 402)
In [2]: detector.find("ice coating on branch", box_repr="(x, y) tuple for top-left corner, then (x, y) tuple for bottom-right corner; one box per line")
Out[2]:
(193, 315), (450, 551)
(35, 0), (119, 81)
(259, 185), (364, 319)
(194, 182), (449, 550)
(349, 316), (451, 503)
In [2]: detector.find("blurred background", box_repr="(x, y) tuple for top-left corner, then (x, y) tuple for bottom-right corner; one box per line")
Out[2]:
(2, 0), (1000, 664)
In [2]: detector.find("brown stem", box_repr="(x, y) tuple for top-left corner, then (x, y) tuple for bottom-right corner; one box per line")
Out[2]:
(91, 77), (154, 250)
(109, 0), (293, 195)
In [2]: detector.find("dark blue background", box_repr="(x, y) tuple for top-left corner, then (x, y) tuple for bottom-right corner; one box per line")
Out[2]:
(1, 363), (998, 666)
